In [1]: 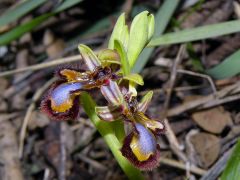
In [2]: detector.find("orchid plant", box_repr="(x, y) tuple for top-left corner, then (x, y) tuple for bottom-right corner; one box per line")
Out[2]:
(41, 11), (165, 178)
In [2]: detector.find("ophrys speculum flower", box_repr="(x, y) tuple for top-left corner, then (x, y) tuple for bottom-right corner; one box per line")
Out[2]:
(41, 11), (164, 173)
(96, 80), (164, 170)
(41, 45), (120, 120)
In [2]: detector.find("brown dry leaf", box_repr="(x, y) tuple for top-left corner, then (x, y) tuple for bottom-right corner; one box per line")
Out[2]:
(189, 132), (220, 168)
(28, 110), (50, 130)
(0, 120), (24, 180)
(14, 49), (29, 82)
(171, 119), (194, 135)
(205, 34), (240, 67)
(234, 1), (240, 18)
(181, 0), (232, 28)
(19, 16), (32, 44)
(191, 106), (232, 134)
(43, 121), (74, 177)
(0, 78), (8, 112)
(43, 122), (61, 174)
(234, 112), (240, 124)
(43, 30), (65, 58)
(0, 77), (8, 91)
(183, 95), (203, 102)
(11, 49), (30, 110)
(11, 86), (30, 110)
(0, 97), (7, 112)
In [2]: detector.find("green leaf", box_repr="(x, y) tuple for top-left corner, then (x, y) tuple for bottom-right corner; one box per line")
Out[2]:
(127, 11), (149, 68)
(206, 49), (240, 79)
(221, 139), (240, 180)
(148, 20), (240, 47)
(132, 0), (180, 73)
(119, 25), (129, 50)
(123, 73), (144, 86)
(0, 0), (47, 26)
(108, 13), (126, 49)
(81, 93), (144, 180)
(54, 0), (84, 13)
(147, 14), (155, 41)
(0, 13), (53, 46)
(114, 40), (130, 75)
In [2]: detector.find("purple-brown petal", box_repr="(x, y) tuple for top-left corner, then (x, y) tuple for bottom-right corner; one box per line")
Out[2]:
(121, 123), (160, 170)
(78, 44), (101, 71)
(100, 80), (124, 105)
(56, 68), (89, 82)
(95, 105), (123, 122)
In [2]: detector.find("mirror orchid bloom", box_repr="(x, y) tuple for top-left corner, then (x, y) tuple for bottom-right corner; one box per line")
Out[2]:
(96, 80), (164, 170)
(40, 44), (120, 120)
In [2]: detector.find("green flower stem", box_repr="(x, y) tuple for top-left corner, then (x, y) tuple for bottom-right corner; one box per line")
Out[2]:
(81, 93), (144, 180)
(112, 120), (125, 143)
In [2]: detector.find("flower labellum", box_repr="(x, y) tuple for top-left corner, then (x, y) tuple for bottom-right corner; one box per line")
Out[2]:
(50, 82), (83, 112)
(131, 123), (157, 161)
(121, 123), (160, 170)
(40, 81), (83, 120)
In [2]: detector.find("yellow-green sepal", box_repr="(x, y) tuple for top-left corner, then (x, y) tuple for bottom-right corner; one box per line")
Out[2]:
(108, 13), (129, 50)
(97, 49), (121, 67)
(114, 39), (130, 75)
(123, 73), (144, 86)
(127, 11), (149, 68)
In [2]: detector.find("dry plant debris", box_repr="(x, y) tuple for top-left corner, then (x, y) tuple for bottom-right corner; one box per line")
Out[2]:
(189, 132), (221, 168)
(191, 106), (232, 134)
(0, 0), (240, 179)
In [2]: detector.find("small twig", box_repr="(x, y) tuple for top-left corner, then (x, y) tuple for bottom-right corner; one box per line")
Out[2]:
(202, 93), (240, 109)
(220, 125), (240, 154)
(43, 168), (50, 180)
(121, 0), (134, 18)
(0, 118), (24, 180)
(59, 123), (66, 180)
(162, 45), (188, 162)
(70, 118), (94, 131)
(162, 45), (186, 117)
(77, 154), (107, 171)
(167, 81), (240, 117)
(160, 157), (206, 176)
(0, 113), (20, 123)
(139, 84), (207, 96)
(18, 78), (55, 158)
(164, 119), (188, 162)
(0, 55), (82, 77)
(177, 69), (217, 94)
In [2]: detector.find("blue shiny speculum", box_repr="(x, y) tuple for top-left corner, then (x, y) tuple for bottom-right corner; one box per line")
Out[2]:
(51, 82), (83, 106)
(135, 123), (156, 154)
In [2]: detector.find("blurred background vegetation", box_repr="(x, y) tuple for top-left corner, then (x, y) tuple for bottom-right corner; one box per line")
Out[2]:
(1, 0), (240, 179)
